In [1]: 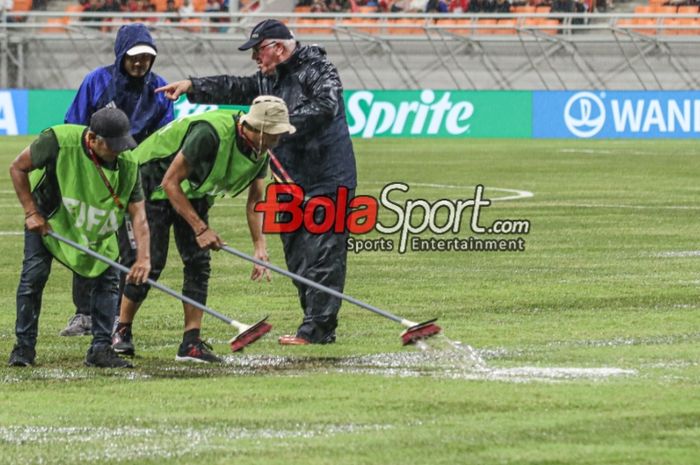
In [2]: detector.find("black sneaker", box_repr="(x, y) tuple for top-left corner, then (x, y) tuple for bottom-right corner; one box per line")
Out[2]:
(8, 345), (35, 367)
(85, 345), (133, 368)
(176, 339), (222, 363)
(112, 326), (135, 356)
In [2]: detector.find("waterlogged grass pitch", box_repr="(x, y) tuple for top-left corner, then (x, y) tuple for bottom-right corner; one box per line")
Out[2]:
(1, 137), (699, 465)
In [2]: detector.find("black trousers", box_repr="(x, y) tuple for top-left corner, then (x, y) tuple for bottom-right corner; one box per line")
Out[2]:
(73, 222), (131, 317)
(122, 199), (211, 305)
(17, 229), (118, 349)
(280, 189), (353, 343)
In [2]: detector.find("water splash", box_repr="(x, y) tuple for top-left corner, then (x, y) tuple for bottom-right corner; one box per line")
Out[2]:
(410, 333), (489, 372)
(404, 333), (636, 382)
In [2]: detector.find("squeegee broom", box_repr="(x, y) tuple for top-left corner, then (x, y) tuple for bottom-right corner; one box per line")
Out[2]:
(49, 232), (271, 352)
(221, 245), (441, 345)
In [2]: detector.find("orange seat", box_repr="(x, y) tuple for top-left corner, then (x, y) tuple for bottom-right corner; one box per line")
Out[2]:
(193, 0), (208, 12)
(341, 17), (380, 34)
(12, 0), (32, 11)
(179, 18), (202, 32)
(634, 5), (653, 14)
(634, 18), (657, 35)
(358, 5), (378, 13)
(152, 0), (184, 12)
(495, 18), (517, 35)
(617, 18), (636, 28)
(387, 18), (425, 35)
(474, 18), (497, 35)
(677, 5), (699, 14)
(535, 5), (551, 14)
(437, 18), (471, 36)
(293, 5), (311, 13)
(296, 18), (335, 35)
(661, 18), (680, 35)
(541, 18), (559, 35)
(42, 17), (68, 33)
(676, 18), (700, 35)
(514, 5), (536, 13)
(652, 5), (676, 14)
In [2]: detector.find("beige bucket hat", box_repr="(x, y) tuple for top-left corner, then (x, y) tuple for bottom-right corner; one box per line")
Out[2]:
(240, 95), (296, 135)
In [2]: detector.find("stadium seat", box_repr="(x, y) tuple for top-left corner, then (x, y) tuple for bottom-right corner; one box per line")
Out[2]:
(295, 18), (335, 35)
(11, 0), (32, 11)
(634, 18), (657, 35)
(616, 18), (635, 29)
(540, 19), (559, 35)
(179, 18), (203, 32)
(387, 18), (426, 35)
(495, 19), (518, 35)
(293, 5), (311, 13)
(676, 18), (700, 35)
(652, 5), (676, 14)
(358, 5), (378, 13)
(661, 17), (679, 35)
(535, 5), (551, 14)
(340, 17), (380, 35)
(677, 6), (699, 14)
(41, 17), (68, 33)
(192, 0), (207, 12)
(634, 5), (653, 14)
(514, 6), (536, 13)
(436, 18), (471, 36)
(152, 0), (184, 12)
(474, 18), (498, 35)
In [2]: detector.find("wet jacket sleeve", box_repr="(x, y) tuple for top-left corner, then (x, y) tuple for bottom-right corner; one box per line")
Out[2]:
(187, 75), (260, 105)
(155, 97), (175, 130)
(65, 74), (100, 125)
(289, 58), (341, 137)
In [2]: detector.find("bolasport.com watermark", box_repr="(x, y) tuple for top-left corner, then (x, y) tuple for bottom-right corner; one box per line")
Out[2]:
(254, 182), (530, 254)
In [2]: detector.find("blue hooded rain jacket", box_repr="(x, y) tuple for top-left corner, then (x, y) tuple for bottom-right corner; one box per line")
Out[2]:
(64, 23), (174, 143)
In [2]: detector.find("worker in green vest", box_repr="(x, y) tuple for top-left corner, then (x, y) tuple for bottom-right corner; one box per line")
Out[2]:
(8, 107), (151, 368)
(112, 95), (295, 363)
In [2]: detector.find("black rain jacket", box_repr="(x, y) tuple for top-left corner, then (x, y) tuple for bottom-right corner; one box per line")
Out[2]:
(188, 44), (357, 197)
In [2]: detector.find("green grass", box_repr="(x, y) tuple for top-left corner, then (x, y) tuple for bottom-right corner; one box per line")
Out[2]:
(1, 136), (700, 464)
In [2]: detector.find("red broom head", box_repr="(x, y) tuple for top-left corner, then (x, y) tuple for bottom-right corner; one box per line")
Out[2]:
(401, 318), (441, 345)
(229, 317), (272, 352)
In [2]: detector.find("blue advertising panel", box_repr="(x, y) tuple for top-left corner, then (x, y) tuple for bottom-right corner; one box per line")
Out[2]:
(0, 90), (29, 135)
(533, 91), (700, 139)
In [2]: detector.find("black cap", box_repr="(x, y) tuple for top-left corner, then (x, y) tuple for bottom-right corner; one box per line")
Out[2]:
(89, 107), (137, 152)
(238, 19), (294, 51)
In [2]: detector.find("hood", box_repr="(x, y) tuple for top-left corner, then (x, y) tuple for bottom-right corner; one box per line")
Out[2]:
(114, 23), (157, 76)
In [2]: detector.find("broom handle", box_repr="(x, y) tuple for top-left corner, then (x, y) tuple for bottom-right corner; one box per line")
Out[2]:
(221, 245), (405, 325)
(48, 231), (239, 327)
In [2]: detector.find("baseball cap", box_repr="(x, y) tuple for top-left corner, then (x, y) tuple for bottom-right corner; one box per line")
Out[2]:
(240, 95), (296, 135)
(238, 19), (294, 51)
(89, 108), (137, 152)
(126, 44), (157, 57)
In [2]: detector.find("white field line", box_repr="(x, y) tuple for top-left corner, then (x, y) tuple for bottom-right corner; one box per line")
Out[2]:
(653, 251), (700, 258)
(362, 181), (534, 202)
(538, 203), (700, 211)
(0, 423), (392, 463)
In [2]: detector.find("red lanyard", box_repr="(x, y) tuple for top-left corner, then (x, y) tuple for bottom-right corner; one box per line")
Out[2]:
(86, 144), (125, 211)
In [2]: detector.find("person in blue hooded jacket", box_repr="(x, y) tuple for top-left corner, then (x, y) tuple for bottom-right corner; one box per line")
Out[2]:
(60, 23), (174, 337)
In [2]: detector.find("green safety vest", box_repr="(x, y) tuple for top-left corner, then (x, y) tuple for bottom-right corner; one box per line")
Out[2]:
(29, 125), (139, 278)
(136, 110), (267, 201)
